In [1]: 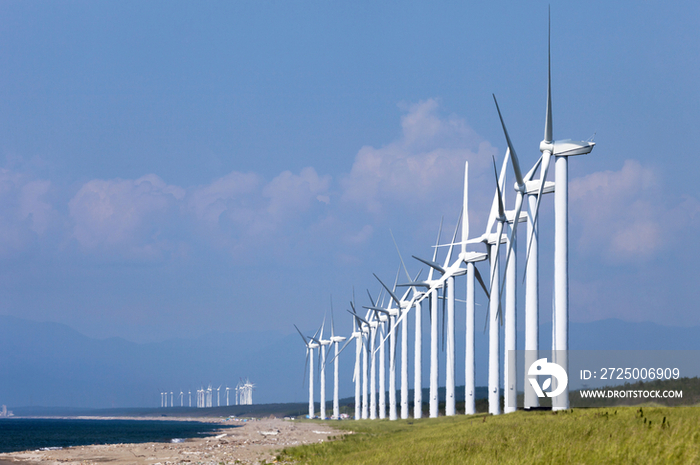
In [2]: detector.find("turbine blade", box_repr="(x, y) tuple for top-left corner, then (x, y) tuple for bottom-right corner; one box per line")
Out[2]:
(391, 230), (413, 282)
(330, 296), (335, 339)
(347, 309), (370, 326)
(366, 289), (376, 308)
(462, 161), (469, 255)
(294, 324), (308, 345)
(493, 94), (524, 189)
(524, 151), (552, 272)
(373, 273), (401, 307)
(333, 336), (354, 363)
(487, 220), (505, 304)
(474, 265), (490, 298)
(303, 348), (309, 388)
(428, 217), (443, 281)
(412, 255), (446, 275)
(444, 207), (462, 268)
(441, 285), (446, 352)
(545, 7), (553, 143)
(493, 156), (506, 221)
(499, 192), (525, 299)
(363, 305), (391, 315)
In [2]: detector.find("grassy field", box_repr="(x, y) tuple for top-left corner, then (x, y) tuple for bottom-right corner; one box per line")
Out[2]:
(277, 406), (700, 464)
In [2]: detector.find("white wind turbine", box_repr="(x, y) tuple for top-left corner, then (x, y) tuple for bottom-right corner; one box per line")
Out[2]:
(456, 161), (490, 415)
(294, 324), (320, 418)
(179, 390), (183, 407)
(490, 97), (542, 413)
(365, 289), (389, 420)
(328, 302), (347, 420)
(170, 391), (174, 407)
(450, 149), (510, 416)
(393, 225), (447, 419)
(188, 390), (192, 408)
(532, 14), (595, 410)
(373, 270), (422, 421)
(355, 299), (380, 420)
(216, 385), (222, 407)
(393, 220), (447, 419)
(385, 236), (432, 420)
(332, 304), (365, 420)
(409, 215), (468, 417)
(493, 13), (595, 411)
(310, 317), (332, 420)
(226, 386), (230, 407)
(346, 306), (370, 419)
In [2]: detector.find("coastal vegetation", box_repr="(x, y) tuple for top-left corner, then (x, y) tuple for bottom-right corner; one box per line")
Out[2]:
(277, 405), (700, 464)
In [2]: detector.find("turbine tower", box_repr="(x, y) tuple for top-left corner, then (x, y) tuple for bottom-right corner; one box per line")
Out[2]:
(310, 318), (332, 420)
(294, 324), (320, 418)
(458, 161), (489, 415)
(328, 302), (347, 420)
(526, 13), (595, 410)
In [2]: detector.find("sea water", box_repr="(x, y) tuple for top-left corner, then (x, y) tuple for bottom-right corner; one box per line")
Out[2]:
(0, 418), (236, 454)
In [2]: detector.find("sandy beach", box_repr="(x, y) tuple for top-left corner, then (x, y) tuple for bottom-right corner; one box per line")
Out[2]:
(0, 417), (344, 465)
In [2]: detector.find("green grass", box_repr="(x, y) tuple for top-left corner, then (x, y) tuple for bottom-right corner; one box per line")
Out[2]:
(277, 406), (700, 464)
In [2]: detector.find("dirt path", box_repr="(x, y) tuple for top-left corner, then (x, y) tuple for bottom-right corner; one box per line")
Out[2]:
(0, 417), (346, 465)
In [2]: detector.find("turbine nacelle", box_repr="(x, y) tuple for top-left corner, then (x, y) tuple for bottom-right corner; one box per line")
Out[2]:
(541, 139), (595, 157)
(459, 250), (488, 263)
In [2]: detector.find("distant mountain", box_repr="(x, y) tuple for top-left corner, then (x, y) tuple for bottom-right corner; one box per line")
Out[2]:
(1, 315), (699, 409)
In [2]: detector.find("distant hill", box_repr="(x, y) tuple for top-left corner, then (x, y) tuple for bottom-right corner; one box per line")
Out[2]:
(2, 315), (700, 409)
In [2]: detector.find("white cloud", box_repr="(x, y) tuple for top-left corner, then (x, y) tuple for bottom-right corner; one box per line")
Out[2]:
(69, 175), (184, 256)
(263, 167), (331, 219)
(341, 99), (497, 214)
(571, 159), (700, 262)
(188, 171), (260, 228)
(345, 224), (374, 245)
(19, 179), (54, 235)
(0, 169), (57, 254)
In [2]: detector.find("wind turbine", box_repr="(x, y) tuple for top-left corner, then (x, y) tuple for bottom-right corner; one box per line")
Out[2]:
(410, 212), (468, 417)
(393, 227), (445, 419)
(453, 149), (511, 415)
(355, 299), (381, 420)
(188, 390), (191, 408)
(366, 289), (389, 420)
(310, 317), (332, 420)
(537, 12), (594, 411)
(387, 233), (432, 419)
(331, 304), (366, 420)
(346, 306), (370, 419)
(456, 161), (490, 415)
(373, 269), (422, 420)
(179, 390), (184, 407)
(394, 220), (446, 418)
(496, 12), (594, 411)
(294, 324), (320, 418)
(492, 96), (542, 413)
(328, 301), (347, 420)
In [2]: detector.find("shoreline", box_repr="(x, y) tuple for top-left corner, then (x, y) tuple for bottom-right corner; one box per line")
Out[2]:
(0, 417), (344, 464)
(4, 415), (226, 422)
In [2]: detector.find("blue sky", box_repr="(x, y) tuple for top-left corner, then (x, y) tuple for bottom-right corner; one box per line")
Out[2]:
(0, 1), (698, 344)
